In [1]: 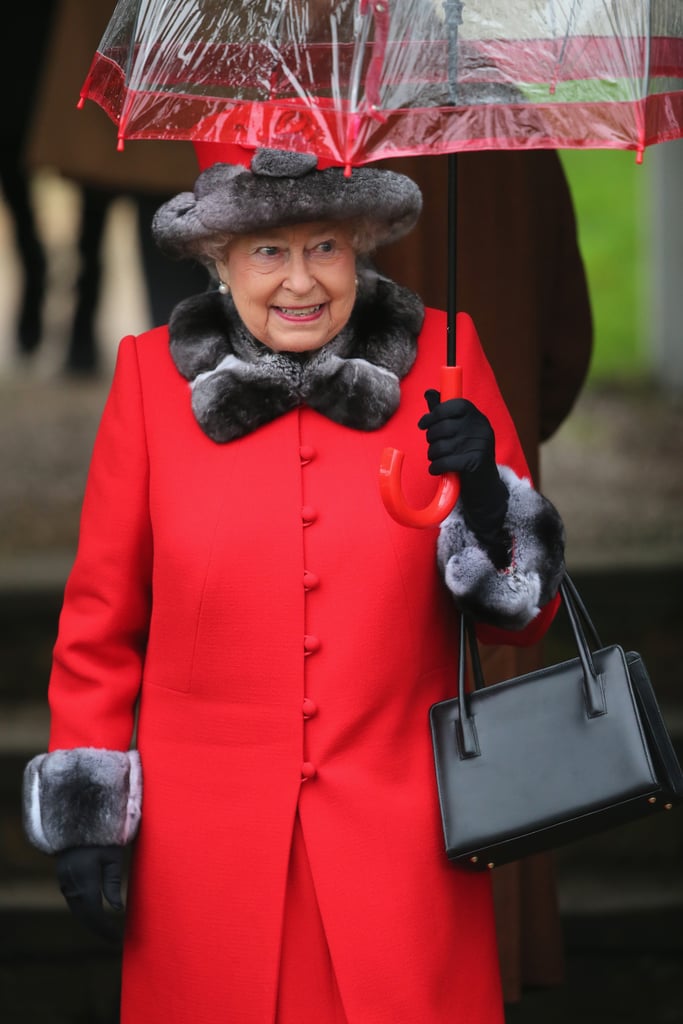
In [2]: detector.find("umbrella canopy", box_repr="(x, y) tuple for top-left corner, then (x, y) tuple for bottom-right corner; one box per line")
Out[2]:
(83, 0), (683, 166)
(79, 0), (683, 527)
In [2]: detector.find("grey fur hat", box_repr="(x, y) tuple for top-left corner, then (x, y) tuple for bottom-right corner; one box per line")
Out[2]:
(152, 148), (422, 260)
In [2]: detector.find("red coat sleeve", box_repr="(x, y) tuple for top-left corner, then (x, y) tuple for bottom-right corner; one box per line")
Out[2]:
(48, 335), (153, 752)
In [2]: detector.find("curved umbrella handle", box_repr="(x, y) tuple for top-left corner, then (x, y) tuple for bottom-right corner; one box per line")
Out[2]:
(380, 364), (463, 528)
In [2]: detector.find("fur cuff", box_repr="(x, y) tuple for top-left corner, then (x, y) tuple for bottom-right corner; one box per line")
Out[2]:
(437, 466), (565, 630)
(23, 748), (142, 855)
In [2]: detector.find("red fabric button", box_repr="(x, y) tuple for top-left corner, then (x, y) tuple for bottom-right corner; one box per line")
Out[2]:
(299, 445), (316, 464)
(301, 762), (317, 780)
(301, 505), (317, 525)
(302, 698), (318, 719)
(303, 635), (321, 654)
(303, 570), (320, 591)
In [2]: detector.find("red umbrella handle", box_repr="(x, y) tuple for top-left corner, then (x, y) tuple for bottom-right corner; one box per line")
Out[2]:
(380, 364), (463, 528)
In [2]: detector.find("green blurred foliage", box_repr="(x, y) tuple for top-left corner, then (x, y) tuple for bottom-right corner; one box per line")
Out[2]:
(559, 149), (650, 383)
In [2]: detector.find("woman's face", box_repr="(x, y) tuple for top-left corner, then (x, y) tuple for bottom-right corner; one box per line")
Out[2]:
(215, 221), (357, 353)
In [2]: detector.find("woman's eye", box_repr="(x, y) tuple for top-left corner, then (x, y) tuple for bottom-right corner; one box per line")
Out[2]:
(313, 239), (336, 255)
(256, 246), (281, 257)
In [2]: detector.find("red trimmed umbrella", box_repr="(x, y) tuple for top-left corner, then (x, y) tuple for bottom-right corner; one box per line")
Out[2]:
(80, 0), (683, 525)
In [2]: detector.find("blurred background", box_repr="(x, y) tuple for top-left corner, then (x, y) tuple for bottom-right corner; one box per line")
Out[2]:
(0, 12), (681, 1017)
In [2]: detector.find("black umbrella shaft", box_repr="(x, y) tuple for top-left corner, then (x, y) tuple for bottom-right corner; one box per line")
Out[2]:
(445, 0), (463, 369)
(447, 152), (458, 367)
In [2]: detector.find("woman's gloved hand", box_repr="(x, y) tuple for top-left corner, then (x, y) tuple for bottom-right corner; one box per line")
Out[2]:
(55, 844), (125, 944)
(418, 390), (511, 568)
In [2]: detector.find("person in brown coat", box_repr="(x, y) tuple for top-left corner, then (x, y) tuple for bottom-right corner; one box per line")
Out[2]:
(375, 148), (593, 1004)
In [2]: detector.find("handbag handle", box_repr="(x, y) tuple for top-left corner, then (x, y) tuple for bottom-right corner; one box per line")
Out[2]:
(456, 573), (608, 759)
(560, 573), (603, 649)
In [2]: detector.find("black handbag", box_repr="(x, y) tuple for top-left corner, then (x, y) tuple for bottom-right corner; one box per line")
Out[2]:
(429, 573), (683, 870)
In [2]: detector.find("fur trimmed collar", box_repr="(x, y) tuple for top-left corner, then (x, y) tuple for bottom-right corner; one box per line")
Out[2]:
(168, 270), (424, 442)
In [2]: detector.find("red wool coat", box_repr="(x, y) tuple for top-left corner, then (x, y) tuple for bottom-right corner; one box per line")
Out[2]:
(48, 307), (548, 1023)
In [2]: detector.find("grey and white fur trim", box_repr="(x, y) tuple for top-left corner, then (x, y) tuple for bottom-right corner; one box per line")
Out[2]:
(152, 147), (423, 262)
(169, 266), (424, 442)
(23, 748), (142, 855)
(438, 466), (565, 629)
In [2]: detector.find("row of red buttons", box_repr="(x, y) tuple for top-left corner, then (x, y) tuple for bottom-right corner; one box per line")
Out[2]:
(301, 442), (318, 782)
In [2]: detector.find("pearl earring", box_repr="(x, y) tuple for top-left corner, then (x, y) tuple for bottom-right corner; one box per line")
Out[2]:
(218, 280), (229, 295)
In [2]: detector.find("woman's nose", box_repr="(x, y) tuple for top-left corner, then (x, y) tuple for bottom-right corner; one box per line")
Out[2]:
(283, 252), (315, 293)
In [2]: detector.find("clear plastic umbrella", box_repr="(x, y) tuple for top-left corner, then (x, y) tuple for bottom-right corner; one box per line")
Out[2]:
(82, 0), (683, 166)
(80, 0), (683, 525)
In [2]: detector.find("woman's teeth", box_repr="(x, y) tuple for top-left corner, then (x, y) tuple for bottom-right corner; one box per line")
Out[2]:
(277, 305), (322, 317)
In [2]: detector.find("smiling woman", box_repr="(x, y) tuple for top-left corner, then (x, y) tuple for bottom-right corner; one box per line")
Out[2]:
(22, 144), (567, 1024)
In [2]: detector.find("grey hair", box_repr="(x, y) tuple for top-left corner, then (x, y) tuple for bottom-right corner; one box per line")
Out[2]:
(190, 215), (381, 267)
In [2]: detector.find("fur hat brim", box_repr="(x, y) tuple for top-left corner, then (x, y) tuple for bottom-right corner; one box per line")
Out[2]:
(152, 148), (422, 260)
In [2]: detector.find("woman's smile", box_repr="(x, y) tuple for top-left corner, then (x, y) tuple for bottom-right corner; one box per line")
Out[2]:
(273, 303), (325, 321)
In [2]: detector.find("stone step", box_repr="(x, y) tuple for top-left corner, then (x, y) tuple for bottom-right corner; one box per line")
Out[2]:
(0, 904), (122, 1024)
(557, 865), (683, 919)
(0, 701), (49, 753)
(0, 879), (65, 912)
(0, 588), (62, 703)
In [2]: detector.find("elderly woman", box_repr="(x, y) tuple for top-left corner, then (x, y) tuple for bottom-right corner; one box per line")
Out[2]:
(23, 147), (564, 1024)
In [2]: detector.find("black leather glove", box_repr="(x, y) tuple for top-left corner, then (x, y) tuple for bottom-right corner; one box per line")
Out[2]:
(418, 390), (511, 568)
(55, 845), (125, 944)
